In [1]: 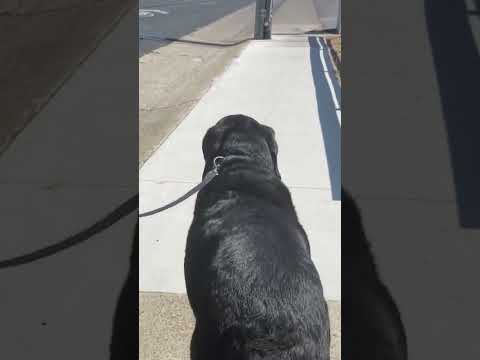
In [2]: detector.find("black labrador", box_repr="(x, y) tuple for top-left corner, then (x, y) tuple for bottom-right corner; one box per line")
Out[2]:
(185, 115), (330, 360)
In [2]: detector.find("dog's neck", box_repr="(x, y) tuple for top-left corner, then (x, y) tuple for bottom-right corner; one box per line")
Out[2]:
(199, 155), (295, 215)
(205, 154), (277, 178)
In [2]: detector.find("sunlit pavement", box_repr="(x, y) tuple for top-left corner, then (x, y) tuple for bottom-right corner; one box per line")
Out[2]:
(139, 35), (341, 301)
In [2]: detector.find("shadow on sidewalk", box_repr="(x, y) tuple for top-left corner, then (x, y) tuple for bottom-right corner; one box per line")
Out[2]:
(139, 0), (256, 57)
(308, 37), (341, 201)
(342, 188), (408, 359)
(110, 222), (139, 359)
(140, 35), (252, 50)
(425, 0), (480, 228)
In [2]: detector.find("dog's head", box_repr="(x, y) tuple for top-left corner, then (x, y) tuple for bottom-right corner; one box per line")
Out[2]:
(202, 114), (280, 177)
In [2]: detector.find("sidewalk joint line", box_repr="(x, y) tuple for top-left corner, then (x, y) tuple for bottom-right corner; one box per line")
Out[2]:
(141, 180), (335, 192)
(0, 181), (135, 189)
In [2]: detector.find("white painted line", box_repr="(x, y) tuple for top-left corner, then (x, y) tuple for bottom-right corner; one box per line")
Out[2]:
(139, 9), (169, 17)
(315, 37), (341, 122)
(324, 69), (340, 110)
(316, 38), (330, 73)
(316, 37), (323, 49)
(144, 9), (169, 14)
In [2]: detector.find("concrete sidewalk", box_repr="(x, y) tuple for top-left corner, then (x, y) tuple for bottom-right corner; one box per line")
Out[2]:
(140, 292), (340, 360)
(1, 0), (135, 156)
(139, 1), (258, 164)
(140, 35), (341, 359)
(0, 11), (137, 359)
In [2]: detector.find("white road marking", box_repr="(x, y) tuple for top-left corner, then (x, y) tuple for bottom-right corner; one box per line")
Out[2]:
(315, 37), (341, 123)
(139, 9), (169, 17)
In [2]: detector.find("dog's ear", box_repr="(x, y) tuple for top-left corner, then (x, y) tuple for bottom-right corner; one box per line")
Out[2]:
(262, 125), (278, 155)
(261, 125), (281, 178)
(202, 125), (224, 161)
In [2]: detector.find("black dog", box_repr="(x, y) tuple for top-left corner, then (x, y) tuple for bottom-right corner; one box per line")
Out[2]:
(185, 115), (330, 360)
(110, 222), (138, 360)
(342, 189), (407, 359)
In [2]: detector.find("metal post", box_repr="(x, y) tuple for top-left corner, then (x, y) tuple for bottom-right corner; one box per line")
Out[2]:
(263, 0), (273, 39)
(255, 0), (266, 39)
(336, 0), (341, 34)
(254, 0), (273, 39)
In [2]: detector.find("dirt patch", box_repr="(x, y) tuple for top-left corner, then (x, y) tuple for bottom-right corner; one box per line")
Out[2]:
(327, 35), (341, 82)
(140, 292), (341, 360)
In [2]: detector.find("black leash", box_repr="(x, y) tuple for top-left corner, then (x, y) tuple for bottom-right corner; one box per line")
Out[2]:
(0, 195), (138, 269)
(139, 156), (225, 217)
(0, 157), (225, 269)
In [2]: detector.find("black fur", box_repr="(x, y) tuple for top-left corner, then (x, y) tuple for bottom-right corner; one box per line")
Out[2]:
(342, 189), (408, 359)
(110, 222), (138, 359)
(185, 115), (330, 360)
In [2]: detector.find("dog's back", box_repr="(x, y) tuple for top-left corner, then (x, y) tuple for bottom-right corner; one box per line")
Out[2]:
(185, 115), (330, 359)
(186, 182), (330, 360)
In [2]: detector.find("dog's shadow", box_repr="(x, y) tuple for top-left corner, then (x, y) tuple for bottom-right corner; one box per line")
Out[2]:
(109, 222), (138, 360)
(342, 189), (408, 359)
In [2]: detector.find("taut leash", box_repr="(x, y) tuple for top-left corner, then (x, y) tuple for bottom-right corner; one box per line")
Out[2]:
(0, 157), (226, 268)
(139, 156), (225, 218)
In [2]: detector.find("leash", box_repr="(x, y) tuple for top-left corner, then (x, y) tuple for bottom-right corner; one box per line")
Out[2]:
(0, 195), (138, 269)
(0, 157), (224, 269)
(139, 156), (225, 218)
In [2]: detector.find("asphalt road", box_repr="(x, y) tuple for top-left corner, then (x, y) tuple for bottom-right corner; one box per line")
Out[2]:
(140, 0), (257, 55)
(139, 0), (339, 56)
